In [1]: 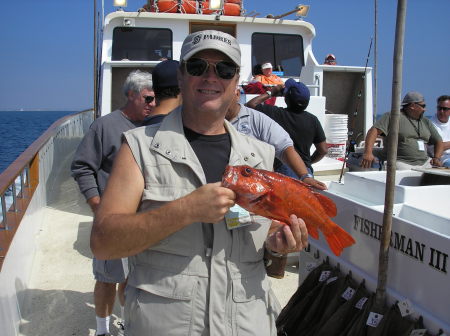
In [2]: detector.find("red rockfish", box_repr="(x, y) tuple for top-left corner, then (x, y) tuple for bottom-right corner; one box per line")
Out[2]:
(222, 165), (355, 256)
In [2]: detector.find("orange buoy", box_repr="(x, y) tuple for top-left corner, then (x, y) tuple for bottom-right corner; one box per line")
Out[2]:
(157, 0), (178, 13)
(223, 3), (241, 16)
(180, 0), (197, 14)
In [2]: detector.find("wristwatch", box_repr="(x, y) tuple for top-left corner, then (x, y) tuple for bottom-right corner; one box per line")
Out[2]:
(299, 173), (313, 181)
(266, 90), (272, 96)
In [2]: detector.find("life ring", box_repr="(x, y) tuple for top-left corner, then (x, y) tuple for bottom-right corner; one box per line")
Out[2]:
(156, 0), (178, 13)
(223, 3), (241, 16)
(180, 0), (197, 14)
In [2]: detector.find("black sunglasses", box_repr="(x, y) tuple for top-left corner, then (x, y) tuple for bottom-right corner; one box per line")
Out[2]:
(143, 95), (155, 104)
(437, 106), (450, 112)
(184, 58), (239, 80)
(415, 103), (426, 108)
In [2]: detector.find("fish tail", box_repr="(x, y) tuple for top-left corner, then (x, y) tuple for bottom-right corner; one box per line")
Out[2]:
(324, 224), (355, 256)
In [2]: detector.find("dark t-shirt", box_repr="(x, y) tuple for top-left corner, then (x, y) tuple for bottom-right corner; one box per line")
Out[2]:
(184, 127), (231, 183)
(255, 104), (326, 169)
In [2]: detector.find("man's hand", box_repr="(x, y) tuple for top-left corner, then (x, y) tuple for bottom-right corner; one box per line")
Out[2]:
(361, 152), (376, 168)
(430, 157), (442, 167)
(266, 214), (308, 254)
(186, 182), (236, 224)
(303, 177), (327, 190)
(270, 84), (285, 97)
(87, 196), (101, 213)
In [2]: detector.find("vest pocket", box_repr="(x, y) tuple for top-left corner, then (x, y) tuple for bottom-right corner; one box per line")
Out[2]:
(231, 275), (274, 335)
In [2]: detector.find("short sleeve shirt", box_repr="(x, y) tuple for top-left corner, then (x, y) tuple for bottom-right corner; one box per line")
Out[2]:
(375, 112), (442, 165)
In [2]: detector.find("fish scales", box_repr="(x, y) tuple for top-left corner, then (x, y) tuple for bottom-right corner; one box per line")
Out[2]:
(222, 165), (355, 256)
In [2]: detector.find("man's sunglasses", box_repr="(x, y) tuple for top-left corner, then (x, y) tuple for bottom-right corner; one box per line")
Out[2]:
(437, 106), (450, 112)
(143, 95), (155, 104)
(184, 58), (239, 80)
(415, 103), (426, 108)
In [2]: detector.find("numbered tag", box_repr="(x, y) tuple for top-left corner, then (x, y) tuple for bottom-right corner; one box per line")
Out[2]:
(305, 262), (317, 273)
(366, 312), (383, 328)
(417, 140), (425, 151)
(318, 270), (331, 282)
(355, 297), (368, 310)
(225, 205), (252, 230)
(410, 329), (427, 336)
(341, 287), (356, 301)
(398, 299), (414, 317)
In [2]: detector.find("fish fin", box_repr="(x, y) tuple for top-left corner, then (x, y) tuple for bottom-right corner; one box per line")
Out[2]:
(323, 223), (356, 256)
(307, 224), (320, 240)
(288, 178), (338, 217)
(311, 191), (338, 218)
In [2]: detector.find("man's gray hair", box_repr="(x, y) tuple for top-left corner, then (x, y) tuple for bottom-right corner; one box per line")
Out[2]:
(122, 70), (153, 97)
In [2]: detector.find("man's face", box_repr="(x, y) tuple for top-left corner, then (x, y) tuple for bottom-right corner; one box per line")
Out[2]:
(436, 99), (450, 123)
(405, 101), (426, 120)
(130, 88), (155, 121)
(179, 49), (239, 116)
(262, 67), (273, 76)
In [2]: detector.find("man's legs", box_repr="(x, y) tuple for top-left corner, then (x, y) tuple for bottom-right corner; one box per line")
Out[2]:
(93, 258), (128, 335)
(94, 281), (117, 335)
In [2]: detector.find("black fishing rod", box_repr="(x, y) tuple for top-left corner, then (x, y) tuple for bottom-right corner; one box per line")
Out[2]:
(338, 37), (373, 183)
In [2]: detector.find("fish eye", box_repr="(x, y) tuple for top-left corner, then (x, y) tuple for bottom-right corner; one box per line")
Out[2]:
(242, 167), (252, 177)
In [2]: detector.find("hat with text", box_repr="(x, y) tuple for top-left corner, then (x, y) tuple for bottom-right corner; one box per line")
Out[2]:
(261, 62), (273, 69)
(180, 30), (241, 66)
(402, 91), (425, 105)
(152, 59), (180, 89)
(284, 78), (310, 106)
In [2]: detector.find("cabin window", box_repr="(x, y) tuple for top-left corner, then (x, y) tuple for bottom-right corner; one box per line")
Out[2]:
(251, 33), (304, 77)
(112, 28), (172, 61)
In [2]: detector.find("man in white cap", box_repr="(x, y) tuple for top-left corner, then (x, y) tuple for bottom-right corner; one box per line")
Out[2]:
(254, 61), (284, 86)
(361, 91), (443, 169)
(91, 30), (308, 335)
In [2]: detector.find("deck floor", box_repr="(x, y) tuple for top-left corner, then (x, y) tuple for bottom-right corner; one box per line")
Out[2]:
(19, 177), (299, 335)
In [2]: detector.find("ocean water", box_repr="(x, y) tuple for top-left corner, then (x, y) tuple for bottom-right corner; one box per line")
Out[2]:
(0, 110), (75, 173)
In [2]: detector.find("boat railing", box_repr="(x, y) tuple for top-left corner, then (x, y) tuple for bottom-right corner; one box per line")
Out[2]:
(0, 109), (94, 270)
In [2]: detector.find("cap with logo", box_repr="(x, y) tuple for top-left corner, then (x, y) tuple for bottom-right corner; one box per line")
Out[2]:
(180, 30), (241, 66)
(261, 62), (273, 69)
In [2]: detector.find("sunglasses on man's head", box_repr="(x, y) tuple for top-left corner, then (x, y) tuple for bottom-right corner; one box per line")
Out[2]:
(143, 95), (155, 104)
(184, 58), (239, 80)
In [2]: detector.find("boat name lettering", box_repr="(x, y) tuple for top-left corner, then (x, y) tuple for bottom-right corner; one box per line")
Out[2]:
(353, 215), (448, 274)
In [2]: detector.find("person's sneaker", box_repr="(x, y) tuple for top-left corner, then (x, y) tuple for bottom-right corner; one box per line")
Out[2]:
(117, 321), (125, 336)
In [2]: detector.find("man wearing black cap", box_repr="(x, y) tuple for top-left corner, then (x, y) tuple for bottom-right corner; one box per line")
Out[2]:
(91, 30), (308, 335)
(361, 91), (443, 169)
(247, 78), (328, 180)
(143, 59), (182, 126)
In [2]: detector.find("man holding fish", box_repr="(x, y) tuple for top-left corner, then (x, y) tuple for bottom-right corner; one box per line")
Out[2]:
(91, 30), (308, 335)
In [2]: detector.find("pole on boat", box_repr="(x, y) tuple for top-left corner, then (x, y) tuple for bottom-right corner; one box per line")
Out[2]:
(373, 0), (378, 122)
(374, 0), (407, 310)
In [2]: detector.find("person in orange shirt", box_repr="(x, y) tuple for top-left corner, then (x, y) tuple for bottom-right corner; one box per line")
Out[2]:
(254, 62), (284, 85)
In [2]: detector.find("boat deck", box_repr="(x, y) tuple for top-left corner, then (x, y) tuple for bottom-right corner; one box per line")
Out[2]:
(18, 177), (299, 335)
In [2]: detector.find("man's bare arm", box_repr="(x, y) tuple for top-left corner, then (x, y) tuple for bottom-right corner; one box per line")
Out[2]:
(361, 127), (382, 168)
(91, 143), (235, 260)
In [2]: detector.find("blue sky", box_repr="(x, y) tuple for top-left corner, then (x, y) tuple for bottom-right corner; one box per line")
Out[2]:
(0, 0), (448, 116)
